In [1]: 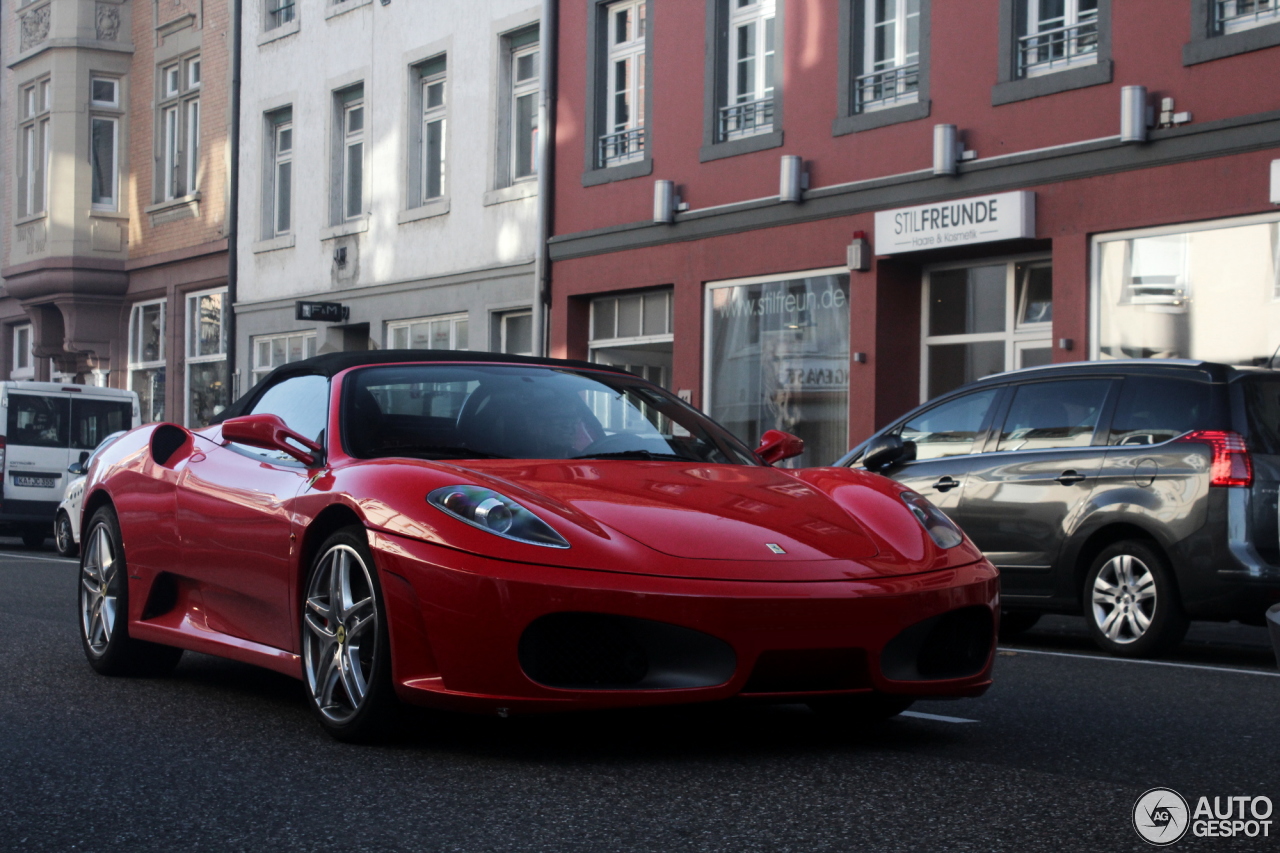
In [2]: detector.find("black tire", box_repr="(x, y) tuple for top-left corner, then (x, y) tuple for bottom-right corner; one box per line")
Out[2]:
(997, 610), (1041, 641)
(300, 526), (398, 742)
(22, 526), (46, 549)
(1084, 539), (1188, 658)
(79, 506), (183, 676)
(54, 511), (79, 558)
(808, 693), (915, 722)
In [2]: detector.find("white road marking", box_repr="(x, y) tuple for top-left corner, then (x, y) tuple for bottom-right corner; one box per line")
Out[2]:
(900, 710), (979, 724)
(0, 552), (77, 565)
(1001, 646), (1280, 678)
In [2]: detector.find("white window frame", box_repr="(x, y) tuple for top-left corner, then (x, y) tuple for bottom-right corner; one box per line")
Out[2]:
(920, 255), (1054, 403)
(18, 78), (50, 218)
(600, 0), (647, 167)
(858, 0), (920, 112)
(386, 313), (469, 351)
(498, 309), (534, 356)
(184, 288), (228, 427)
(158, 55), (200, 201)
(11, 324), (34, 380)
(1020, 0), (1099, 78)
(1216, 0), (1280, 34)
(129, 299), (167, 423)
(265, 109), (292, 237)
(335, 87), (365, 222)
(90, 77), (122, 212)
(589, 289), (674, 351)
(510, 38), (540, 183)
(721, 0), (776, 140)
(252, 331), (317, 384)
(421, 63), (447, 202)
(265, 0), (296, 30)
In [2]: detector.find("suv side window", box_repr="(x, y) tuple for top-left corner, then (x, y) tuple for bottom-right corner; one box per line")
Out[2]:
(898, 388), (1000, 461)
(6, 394), (70, 448)
(996, 379), (1111, 452)
(1109, 377), (1213, 446)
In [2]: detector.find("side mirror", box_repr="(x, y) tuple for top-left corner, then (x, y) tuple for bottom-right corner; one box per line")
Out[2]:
(67, 462), (87, 476)
(756, 429), (805, 465)
(863, 434), (908, 473)
(221, 414), (324, 467)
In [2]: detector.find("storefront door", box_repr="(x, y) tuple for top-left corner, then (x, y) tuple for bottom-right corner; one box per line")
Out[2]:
(921, 258), (1053, 402)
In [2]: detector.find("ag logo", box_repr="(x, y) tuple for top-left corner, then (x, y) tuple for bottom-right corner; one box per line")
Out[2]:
(1134, 788), (1190, 846)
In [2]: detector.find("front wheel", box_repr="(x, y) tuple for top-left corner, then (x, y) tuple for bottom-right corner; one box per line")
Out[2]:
(79, 507), (182, 676)
(55, 511), (78, 557)
(1084, 540), (1188, 658)
(301, 526), (397, 742)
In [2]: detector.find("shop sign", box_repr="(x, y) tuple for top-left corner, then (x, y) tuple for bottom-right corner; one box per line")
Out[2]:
(296, 301), (349, 322)
(875, 191), (1035, 255)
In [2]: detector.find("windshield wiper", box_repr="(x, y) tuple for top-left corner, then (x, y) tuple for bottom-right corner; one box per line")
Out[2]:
(374, 445), (511, 460)
(569, 450), (688, 461)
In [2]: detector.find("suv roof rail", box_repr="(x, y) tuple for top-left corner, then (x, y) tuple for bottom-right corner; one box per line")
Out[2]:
(974, 358), (1218, 383)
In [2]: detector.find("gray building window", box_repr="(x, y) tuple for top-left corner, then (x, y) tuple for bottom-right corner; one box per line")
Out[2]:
(18, 78), (50, 218)
(992, 0), (1111, 106)
(700, 0), (785, 162)
(408, 55), (448, 209)
(834, 0), (931, 136)
(263, 107), (292, 238)
(583, 0), (654, 186)
(495, 26), (540, 189)
(266, 0), (295, 30)
(331, 85), (365, 224)
(1184, 0), (1280, 64)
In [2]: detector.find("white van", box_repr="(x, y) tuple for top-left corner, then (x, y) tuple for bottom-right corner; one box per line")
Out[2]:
(0, 382), (139, 548)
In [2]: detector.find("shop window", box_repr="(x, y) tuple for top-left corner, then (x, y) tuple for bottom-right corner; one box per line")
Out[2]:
(186, 289), (228, 427)
(590, 289), (673, 389)
(922, 260), (1052, 401)
(387, 313), (468, 351)
(11, 324), (34, 380)
(706, 271), (849, 467)
(252, 331), (317, 384)
(129, 300), (166, 423)
(1094, 215), (1280, 364)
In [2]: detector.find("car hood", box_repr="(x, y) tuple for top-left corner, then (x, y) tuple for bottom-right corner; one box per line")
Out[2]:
(332, 459), (980, 581)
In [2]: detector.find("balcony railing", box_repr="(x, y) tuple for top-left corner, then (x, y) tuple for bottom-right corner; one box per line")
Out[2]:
(598, 127), (646, 167)
(267, 0), (295, 29)
(1018, 19), (1098, 76)
(1216, 0), (1280, 33)
(855, 63), (920, 112)
(718, 97), (774, 141)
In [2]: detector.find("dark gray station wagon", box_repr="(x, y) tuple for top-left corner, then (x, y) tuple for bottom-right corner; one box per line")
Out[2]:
(837, 360), (1280, 657)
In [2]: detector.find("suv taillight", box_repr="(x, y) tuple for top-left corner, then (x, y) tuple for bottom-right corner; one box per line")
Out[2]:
(0, 435), (6, 470)
(1175, 430), (1252, 487)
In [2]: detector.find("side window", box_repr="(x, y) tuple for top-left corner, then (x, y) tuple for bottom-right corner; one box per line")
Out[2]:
(1109, 377), (1214, 446)
(996, 379), (1112, 452)
(6, 394), (70, 448)
(70, 399), (134, 450)
(896, 388), (999, 461)
(235, 375), (330, 462)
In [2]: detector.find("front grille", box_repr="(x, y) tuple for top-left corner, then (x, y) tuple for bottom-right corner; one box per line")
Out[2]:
(881, 606), (994, 681)
(742, 648), (871, 694)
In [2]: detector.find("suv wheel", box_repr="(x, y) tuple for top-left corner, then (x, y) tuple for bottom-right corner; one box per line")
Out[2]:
(1084, 540), (1188, 658)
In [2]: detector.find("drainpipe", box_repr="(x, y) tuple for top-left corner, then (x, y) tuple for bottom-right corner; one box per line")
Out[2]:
(531, 0), (557, 357)
(226, 0), (243, 399)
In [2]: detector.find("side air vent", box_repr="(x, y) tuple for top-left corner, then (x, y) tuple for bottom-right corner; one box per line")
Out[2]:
(150, 424), (191, 467)
(880, 606), (994, 681)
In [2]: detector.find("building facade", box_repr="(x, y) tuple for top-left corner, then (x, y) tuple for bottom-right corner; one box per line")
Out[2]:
(1, 0), (233, 426)
(235, 0), (545, 385)
(548, 0), (1280, 466)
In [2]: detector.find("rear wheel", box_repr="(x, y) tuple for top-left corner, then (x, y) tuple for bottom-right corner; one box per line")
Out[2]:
(1084, 540), (1188, 658)
(301, 526), (397, 742)
(55, 512), (78, 558)
(808, 693), (915, 723)
(79, 506), (182, 676)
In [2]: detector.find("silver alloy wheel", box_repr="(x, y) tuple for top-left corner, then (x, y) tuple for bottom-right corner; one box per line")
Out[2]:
(79, 523), (118, 656)
(56, 513), (74, 555)
(1090, 553), (1157, 645)
(302, 543), (379, 724)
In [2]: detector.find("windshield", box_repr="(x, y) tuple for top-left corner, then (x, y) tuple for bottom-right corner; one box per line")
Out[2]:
(342, 364), (759, 465)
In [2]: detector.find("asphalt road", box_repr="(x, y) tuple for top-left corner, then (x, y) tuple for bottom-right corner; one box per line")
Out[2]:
(1, 541), (1277, 853)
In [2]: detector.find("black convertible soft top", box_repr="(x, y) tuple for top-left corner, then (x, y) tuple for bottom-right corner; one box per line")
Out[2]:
(213, 349), (629, 423)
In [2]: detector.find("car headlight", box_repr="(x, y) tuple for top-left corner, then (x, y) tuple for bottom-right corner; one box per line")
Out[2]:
(901, 491), (964, 549)
(427, 485), (570, 548)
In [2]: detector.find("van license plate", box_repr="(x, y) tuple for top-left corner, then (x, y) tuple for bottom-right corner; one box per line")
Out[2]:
(13, 476), (55, 488)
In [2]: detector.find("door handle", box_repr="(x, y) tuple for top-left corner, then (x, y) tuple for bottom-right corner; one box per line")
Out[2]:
(1056, 470), (1086, 485)
(931, 476), (960, 492)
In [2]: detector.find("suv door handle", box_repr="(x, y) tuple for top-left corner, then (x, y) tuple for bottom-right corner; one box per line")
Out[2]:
(1056, 470), (1086, 485)
(931, 476), (960, 492)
